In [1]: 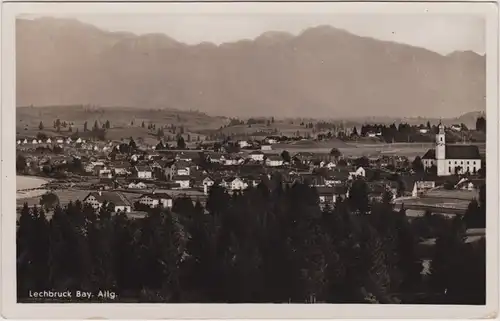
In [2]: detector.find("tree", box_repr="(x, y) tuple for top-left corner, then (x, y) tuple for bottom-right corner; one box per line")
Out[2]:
(38, 121), (44, 130)
(426, 121), (431, 129)
(352, 127), (359, 136)
(105, 120), (111, 129)
(281, 150), (291, 163)
(142, 121), (145, 128)
(475, 116), (486, 132)
(129, 137), (137, 150)
(16, 155), (27, 173)
(177, 136), (186, 149)
(84, 121), (88, 132)
(348, 179), (370, 214)
(412, 156), (424, 172)
(93, 120), (99, 131)
(329, 148), (342, 158)
(157, 128), (164, 139)
(39, 192), (60, 211)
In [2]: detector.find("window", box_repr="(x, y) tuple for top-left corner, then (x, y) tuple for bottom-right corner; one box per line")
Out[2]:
(440, 137), (443, 142)
(455, 161), (457, 165)
(461, 161), (464, 165)
(467, 161), (470, 165)
(449, 161), (452, 165)
(449, 167), (452, 173)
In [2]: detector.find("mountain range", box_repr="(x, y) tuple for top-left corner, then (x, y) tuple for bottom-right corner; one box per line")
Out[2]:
(16, 17), (486, 119)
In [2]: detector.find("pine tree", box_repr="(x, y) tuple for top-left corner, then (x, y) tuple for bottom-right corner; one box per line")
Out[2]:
(39, 121), (44, 130)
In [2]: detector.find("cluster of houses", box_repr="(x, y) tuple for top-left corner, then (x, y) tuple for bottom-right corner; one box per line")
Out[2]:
(19, 125), (484, 214)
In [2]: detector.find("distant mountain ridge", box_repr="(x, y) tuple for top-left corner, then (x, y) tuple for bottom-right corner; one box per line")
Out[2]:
(17, 17), (486, 119)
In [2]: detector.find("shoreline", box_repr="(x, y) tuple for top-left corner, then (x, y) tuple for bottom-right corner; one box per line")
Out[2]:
(16, 175), (52, 200)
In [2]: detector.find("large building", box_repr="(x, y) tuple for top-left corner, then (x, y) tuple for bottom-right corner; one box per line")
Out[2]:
(422, 123), (482, 176)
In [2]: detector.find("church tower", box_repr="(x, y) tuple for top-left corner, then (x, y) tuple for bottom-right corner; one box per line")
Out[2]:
(436, 122), (447, 176)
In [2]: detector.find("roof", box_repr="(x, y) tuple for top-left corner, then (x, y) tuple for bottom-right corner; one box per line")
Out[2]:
(175, 160), (191, 168)
(316, 186), (348, 195)
(140, 193), (173, 200)
(173, 176), (191, 181)
(249, 151), (264, 155)
(135, 165), (152, 172)
(422, 145), (481, 160)
(85, 192), (131, 206)
(267, 155), (283, 161)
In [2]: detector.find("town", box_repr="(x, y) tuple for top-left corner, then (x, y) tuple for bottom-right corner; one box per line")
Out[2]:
(16, 113), (486, 217)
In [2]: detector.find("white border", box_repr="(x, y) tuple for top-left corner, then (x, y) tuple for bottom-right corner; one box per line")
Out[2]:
(1, 2), (498, 319)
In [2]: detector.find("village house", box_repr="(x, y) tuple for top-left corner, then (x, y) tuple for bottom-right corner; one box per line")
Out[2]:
(261, 144), (272, 151)
(293, 152), (315, 165)
(134, 165), (153, 179)
(221, 155), (242, 166)
(85, 161), (105, 173)
(83, 191), (132, 213)
(248, 151), (265, 162)
(349, 166), (366, 179)
(238, 140), (250, 148)
(98, 167), (113, 179)
(174, 160), (191, 176)
(222, 177), (248, 191)
(138, 192), (173, 208)
(173, 176), (191, 189)
(265, 155), (284, 167)
(317, 185), (349, 206)
(455, 178), (482, 191)
(265, 137), (278, 144)
(176, 151), (200, 162)
(411, 180), (436, 197)
(202, 176), (216, 195)
(113, 167), (131, 177)
(128, 182), (147, 189)
(422, 123), (482, 176)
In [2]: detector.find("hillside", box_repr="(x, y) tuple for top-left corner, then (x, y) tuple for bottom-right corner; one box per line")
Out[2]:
(17, 17), (485, 119)
(16, 105), (227, 143)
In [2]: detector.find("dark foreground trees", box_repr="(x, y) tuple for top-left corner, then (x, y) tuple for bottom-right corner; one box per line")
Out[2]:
(16, 183), (485, 304)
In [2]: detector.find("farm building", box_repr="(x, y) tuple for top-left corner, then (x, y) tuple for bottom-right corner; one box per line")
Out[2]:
(137, 193), (173, 208)
(83, 191), (132, 213)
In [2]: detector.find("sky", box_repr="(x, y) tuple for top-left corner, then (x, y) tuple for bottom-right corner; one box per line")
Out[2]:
(26, 13), (485, 55)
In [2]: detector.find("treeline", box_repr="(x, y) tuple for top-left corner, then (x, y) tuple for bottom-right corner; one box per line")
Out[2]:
(17, 181), (485, 304)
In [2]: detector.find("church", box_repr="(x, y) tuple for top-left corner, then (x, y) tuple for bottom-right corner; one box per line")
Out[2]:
(421, 123), (482, 176)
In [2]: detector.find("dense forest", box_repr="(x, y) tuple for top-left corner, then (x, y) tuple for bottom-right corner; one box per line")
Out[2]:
(17, 181), (485, 304)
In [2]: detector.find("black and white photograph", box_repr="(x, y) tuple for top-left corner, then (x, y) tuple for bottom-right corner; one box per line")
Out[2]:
(1, 1), (498, 319)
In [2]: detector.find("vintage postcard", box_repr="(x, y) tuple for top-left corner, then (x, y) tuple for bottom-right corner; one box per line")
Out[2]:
(1, 1), (498, 319)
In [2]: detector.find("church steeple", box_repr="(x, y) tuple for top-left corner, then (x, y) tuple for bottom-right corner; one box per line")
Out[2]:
(436, 121), (446, 176)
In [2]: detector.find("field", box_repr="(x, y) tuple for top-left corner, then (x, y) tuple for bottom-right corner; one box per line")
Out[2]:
(16, 105), (227, 137)
(17, 187), (206, 209)
(265, 142), (486, 159)
(218, 122), (313, 137)
(267, 142), (434, 158)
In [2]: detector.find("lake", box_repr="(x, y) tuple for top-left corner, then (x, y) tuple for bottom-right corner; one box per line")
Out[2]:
(16, 175), (50, 199)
